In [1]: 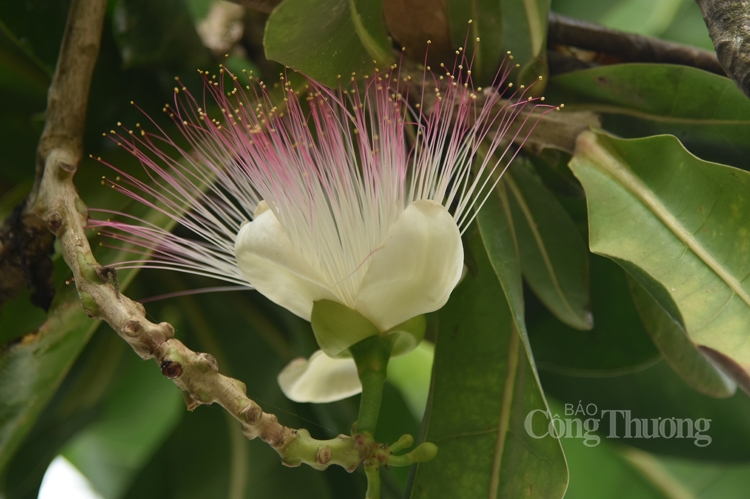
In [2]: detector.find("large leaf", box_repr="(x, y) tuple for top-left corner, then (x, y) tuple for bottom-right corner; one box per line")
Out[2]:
(445, 0), (550, 87)
(628, 276), (736, 398)
(0, 328), (173, 499)
(570, 130), (750, 392)
(408, 231), (567, 498)
(545, 65), (750, 168)
(444, 0), (503, 85)
(0, 285), (98, 473)
(264, 0), (393, 87)
(62, 352), (183, 499)
(506, 163), (591, 330)
(528, 254), (660, 374)
(112, 0), (211, 70)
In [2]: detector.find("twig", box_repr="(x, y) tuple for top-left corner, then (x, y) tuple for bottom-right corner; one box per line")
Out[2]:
(695, 0), (750, 97)
(547, 12), (725, 76)
(24, 0), (365, 473)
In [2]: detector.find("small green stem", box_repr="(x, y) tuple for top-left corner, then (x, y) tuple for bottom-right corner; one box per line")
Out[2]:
(349, 335), (393, 499)
(365, 464), (382, 499)
(350, 335), (393, 434)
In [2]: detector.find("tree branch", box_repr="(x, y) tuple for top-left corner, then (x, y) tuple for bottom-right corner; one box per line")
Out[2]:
(695, 0), (750, 97)
(547, 12), (725, 76)
(21, 0), (365, 475)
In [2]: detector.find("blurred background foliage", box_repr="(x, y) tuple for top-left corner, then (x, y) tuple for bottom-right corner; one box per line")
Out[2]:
(1, 0), (750, 497)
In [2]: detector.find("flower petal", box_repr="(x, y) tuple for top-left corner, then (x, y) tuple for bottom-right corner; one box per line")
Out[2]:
(234, 209), (337, 321)
(354, 200), (463, 331)
(277, 350), (362, 403)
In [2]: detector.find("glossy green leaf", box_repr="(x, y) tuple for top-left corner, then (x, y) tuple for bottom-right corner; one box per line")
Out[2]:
(545, 65), (750, 168)
(506, 164), (592, 330)
(628, 276), (736, 398)
(500, 0), (550, 87)
(0, 331), (131, 498)
(445, 0), (503, 85)
(446, 0), (550, 87)
(62, 353), (183, 499)
(541, 360), (750, 461)
(409, 231), (567, 498)
(264, 0), (393, 87)
(0, 166), (182, 472)
(570, 130), (750, 392)
(0, 285), (97, 473)
(476, 181), (526, 347)
(528, 254), (660, 374)
(112, 0), (212, 70)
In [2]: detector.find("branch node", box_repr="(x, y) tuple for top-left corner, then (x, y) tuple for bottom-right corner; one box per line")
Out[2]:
(241, 401), (263, 425)
(182, 390), (201, 411)
(316, 446), (332, 465)
(160, 359), (183, 379)
(159, 321), (175, 338)
(95, 265), (120, 296)
(57, 161), (77, 177)
(121, 319), (143, 338)
(45, 211), (64, 235)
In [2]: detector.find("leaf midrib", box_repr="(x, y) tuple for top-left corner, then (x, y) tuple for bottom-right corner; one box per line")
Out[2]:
(489, 323), (520, 498)
(505, 174), (583, 325)
(583, 135), (750, 311)
(562, 104), (750, 126)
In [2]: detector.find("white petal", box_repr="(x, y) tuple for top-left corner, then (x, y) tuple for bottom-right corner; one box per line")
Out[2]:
(234, 209), (337, 321)
(277, 350), (362, 403)
(354, 200), (463, 331)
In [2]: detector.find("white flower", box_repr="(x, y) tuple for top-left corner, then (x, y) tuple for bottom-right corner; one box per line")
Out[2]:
(93, 59), (551, 403)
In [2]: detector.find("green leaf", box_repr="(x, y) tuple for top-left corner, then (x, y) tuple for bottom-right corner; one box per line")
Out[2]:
(408, 231), (567, 498)
(446, 0), (549, 87)
(506, 164), (592, 330)
(528, 254), (660, 374)
(570, 130), (750, 392)
(264, 0), (393, 87)
(112, 0), (212, 70)
(0, 164), (184, 471)
(0, 324), (128, 497)
(541, 360), (750, 461)
(445, 0), (504, 85)
(62, 353), (184, 499)
(0, 285), (97, 473)
(476, 181), (526, 346)
(500, 0), (550, 87)
(628, 276), (736, 398)
(545, 65), (750, 168)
